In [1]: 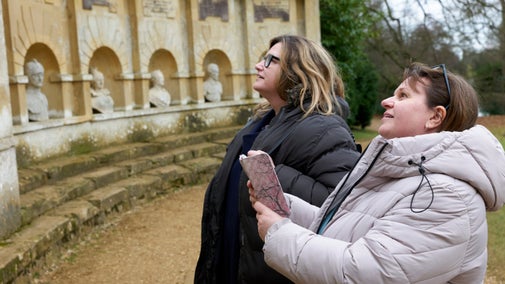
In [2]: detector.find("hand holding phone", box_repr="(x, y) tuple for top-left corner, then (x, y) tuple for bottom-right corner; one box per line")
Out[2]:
(239, 151), (290, 217)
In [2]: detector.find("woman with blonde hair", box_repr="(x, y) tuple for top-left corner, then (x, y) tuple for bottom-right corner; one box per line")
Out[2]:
(195, 35), (361, 283)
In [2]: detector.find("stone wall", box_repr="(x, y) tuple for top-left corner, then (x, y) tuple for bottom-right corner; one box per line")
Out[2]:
(0, 0), (21, 239)
(0, 0), (320, 239)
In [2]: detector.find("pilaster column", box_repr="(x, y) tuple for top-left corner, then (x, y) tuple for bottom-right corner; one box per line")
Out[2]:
(0, 0), (21, 240)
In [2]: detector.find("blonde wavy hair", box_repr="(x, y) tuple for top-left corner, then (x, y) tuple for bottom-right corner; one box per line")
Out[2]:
(254, 35), (345, 119)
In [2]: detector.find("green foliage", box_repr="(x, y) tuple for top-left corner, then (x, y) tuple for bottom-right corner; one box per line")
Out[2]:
(346, 60), (379, 129)
(467, 50), (505, 114)
(320, 0), (379, 128)
(320, 0), (369, 64)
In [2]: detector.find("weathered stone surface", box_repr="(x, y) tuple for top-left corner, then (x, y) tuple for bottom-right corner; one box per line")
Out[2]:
(85, 186), (129, 213)
(81, 166), (129, 188)
(154, 132), (209, 150)
(91, 145), (141, 164)
(145, 151), (176, 167)
(170, 148), (195, 163)
(55, 176), (96, 201)
(0, 148), (20, 239)
(206, 125), (243, 142)
(50, 200), (100, 224)
(3, 125), (239, 282)
(20, 185), (63, 226)
(0, 215), (72, 283)
(115, 158), (155, 176)
(144, 164), (192, 191)
(115, 175), (162, 201)
(17, 168), (47, 194)
(186, 142), (227, 158)
(0, 245), (20, 284)
(32, 155), (99, 181)
(178, 156), (222, 184)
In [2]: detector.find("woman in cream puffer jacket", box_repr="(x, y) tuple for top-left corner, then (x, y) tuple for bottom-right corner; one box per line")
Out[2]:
(251, 62), (505, 283)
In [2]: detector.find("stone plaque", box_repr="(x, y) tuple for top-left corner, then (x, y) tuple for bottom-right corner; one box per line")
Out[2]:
(83, 0), (117, 13)
(199, 0), (228, 21)
(143, 0), (176, 18)
(253, 0), (289, 22)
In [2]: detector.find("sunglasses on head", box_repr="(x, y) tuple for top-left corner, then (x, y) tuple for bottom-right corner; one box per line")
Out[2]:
(263, 54), (280, 68)
(432, 64), (451, 109)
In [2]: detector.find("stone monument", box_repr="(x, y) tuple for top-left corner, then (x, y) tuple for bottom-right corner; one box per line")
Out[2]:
(149, 69), (171, 107)
(90, 67), (114, 113)
(203, 63), (223, 102)
(24, 59), (49, 121)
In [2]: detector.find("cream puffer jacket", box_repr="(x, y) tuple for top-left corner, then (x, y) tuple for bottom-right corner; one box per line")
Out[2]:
(263, 125), (505, 283)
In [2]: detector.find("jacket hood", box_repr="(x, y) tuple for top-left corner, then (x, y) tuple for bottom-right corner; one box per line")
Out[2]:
(370, 125), (505, 211)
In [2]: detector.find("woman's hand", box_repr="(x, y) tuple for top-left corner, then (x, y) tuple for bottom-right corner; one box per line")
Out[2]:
(247, 180), (257, 203)
(245, 152), (284, 240)
(246, 149), (265, 157)
(252, 200), (284, 241)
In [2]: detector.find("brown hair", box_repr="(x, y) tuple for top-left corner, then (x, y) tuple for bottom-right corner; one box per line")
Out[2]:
(404, 62), (478, 131)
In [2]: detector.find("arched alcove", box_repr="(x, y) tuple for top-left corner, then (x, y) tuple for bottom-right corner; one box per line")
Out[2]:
(148, 50), (179, 105)
(89, 47), (124, 111)
(24, 43), (63, 119)
(203, 50), (232, 101)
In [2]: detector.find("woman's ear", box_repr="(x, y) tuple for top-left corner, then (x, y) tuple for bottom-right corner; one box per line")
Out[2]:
(426, 106), (446, 130)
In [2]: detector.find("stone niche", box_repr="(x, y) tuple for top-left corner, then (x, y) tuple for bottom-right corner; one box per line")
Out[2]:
(2, 0), (320, 161)
(148, 49), (179, 105)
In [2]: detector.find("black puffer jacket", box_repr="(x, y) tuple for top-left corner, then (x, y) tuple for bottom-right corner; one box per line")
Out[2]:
(195, 102), (360, 283)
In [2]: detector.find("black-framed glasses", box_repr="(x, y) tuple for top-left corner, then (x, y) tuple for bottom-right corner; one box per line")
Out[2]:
(263, 54), (280, 68)
(432, 64), (451, 108)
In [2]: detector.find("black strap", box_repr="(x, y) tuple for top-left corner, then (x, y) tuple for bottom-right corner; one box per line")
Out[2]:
(317, 142), (388, 233)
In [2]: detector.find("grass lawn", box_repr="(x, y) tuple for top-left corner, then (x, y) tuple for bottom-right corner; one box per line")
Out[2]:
(477, 116), (505, 283)
(352, 115), (505, 283)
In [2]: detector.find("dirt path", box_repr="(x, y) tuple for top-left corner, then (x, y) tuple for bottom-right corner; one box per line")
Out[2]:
(37, 185), (206, 284)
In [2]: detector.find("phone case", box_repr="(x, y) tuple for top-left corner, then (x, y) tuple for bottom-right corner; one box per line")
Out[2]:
(239, 152), (290, 217)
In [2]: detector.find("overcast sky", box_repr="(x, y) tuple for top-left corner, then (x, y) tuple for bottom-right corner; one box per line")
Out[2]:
(388, 0), (497, 51)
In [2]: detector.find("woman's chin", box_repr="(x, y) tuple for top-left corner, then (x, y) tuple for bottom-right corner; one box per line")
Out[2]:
(377, 126), (390, 139)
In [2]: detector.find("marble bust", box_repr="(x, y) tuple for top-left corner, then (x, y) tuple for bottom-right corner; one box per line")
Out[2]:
(203, 63), (223, 102)
(149, 69), (171, 108)
(25, 59), (49, 121)
(90, 67), (114, 113)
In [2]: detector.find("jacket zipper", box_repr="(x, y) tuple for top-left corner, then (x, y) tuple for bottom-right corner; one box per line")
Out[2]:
(317, 142), (389, 233)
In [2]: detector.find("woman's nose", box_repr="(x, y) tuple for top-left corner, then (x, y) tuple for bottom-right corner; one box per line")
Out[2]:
(381, 97), (394, 108)
(255, 60), (264, 71)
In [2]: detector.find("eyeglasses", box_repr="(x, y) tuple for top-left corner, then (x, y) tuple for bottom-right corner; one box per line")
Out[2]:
(432, 64), (451, 108)
(263, 54), (280, 68)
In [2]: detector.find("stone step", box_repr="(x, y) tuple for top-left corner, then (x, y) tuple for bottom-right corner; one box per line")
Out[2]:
(152, 125), (241, 150)
(0, 215), (73, 284)
(17, 125), (241, 194)
(19, 166), (129, 226)
(0, 125), (241, 283)
(19, 140), (229, 227)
